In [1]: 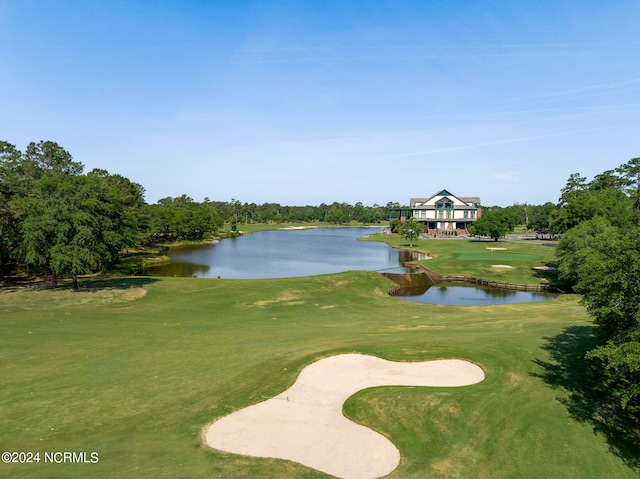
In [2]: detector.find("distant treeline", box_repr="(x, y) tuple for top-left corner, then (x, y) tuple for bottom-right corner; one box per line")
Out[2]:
(206, 198), (392, 227)
(145, 196), (393, 242)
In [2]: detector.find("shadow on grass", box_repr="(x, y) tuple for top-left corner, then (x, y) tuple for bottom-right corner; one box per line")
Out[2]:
(531, 260), (561, 285)
(1, 275), (158, 294)
(77, 276), (159, 291)
(533, 326), (640, 471)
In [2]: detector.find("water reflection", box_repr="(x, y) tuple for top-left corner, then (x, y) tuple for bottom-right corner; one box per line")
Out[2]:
(145, 227), (410, 279)
(395, 282), (556, 305)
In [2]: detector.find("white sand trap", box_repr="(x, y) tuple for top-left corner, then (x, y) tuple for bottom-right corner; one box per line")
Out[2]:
(491, 264), (513, 268)
(204, 354), (484, 479)
(486, 247), (507, 250)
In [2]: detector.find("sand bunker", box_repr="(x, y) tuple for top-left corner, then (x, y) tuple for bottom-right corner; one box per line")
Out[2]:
(204, 354), (484, 479)
(491, 264), (513, 268)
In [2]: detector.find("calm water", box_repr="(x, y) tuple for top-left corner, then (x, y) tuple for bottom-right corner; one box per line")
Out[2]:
(394, 282), (556, 305)
(145, 227), (555, 305)
(145, 227), (413, 279)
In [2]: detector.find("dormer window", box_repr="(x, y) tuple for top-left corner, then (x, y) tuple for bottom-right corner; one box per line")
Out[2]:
(436, 198), (453, 209)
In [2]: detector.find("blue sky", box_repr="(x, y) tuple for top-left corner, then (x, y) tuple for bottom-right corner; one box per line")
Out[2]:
(1, 1), (639, 206)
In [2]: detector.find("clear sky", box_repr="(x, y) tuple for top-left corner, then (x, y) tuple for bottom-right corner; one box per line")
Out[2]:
(1, 1), (639, 207)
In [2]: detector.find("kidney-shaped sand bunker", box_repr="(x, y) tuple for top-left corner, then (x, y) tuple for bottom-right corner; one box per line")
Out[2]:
(204, 354), (484, 479)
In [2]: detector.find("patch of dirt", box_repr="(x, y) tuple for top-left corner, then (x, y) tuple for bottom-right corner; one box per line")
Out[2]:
(253, 290), (304, 307)
(384, 325), (448, 331)
(0, 286), (148, 307)
(431, 457), (463, 478)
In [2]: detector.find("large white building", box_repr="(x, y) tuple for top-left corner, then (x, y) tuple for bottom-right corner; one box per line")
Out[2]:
(393, 189), (482, 235)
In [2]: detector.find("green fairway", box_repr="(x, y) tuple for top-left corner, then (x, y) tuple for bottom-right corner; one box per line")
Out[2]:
(366, 234), (560, 285)
(0, 271), (636, 478)
(450, 249), (542, 263)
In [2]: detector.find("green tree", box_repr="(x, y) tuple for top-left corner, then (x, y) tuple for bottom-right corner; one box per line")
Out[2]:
(471, 209), (513, 241)
(560, 223), (640, 339)
(554, 158), (640, 414)
(508, 202), (530, 230)
(528, 202), (556, 239)
(2, 140), (146, 287)
(6, 141), (85, 285)
(564, 223), (640, 412)
(398, 216), (424, 247)
(19, 169), (145, 289)
(587, 328), (640, 410)
(616, 156), (640, 207)
(556, 216), (615, 287)
(550, 187), (631, 233)
(145, 195), (221, 242)
(0, 142), (24, 277)
(326, 204), (349, 224)
(557, 172), (587, 207)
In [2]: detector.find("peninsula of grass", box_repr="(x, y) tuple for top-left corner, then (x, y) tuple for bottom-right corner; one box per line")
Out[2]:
(366, 233), (560, 285)
(0, 271), (636, 478)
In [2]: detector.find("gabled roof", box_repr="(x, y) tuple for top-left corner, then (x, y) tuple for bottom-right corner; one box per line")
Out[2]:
(459, 197), (481, 205)
(410, 189), (479, 208)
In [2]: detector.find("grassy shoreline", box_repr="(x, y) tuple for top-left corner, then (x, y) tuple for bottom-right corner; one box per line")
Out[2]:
(365, 233), (560, 286)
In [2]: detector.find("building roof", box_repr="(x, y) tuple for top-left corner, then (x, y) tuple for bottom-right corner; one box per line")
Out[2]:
(410, 189), (480, 208)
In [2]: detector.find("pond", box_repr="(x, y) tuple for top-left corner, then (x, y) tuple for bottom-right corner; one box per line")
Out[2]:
(145, 227), (415, 279)
(394, 282), (556, 305)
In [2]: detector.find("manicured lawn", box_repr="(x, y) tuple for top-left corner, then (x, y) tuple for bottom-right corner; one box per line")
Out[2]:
(367, 234), (560, 285)
(0, 271), (636, 478)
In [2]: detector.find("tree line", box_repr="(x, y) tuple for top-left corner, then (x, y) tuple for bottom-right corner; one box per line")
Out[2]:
(553, 158), (640, 418)
(0, 141), (393, 285)
(207, 198), (390, 226)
